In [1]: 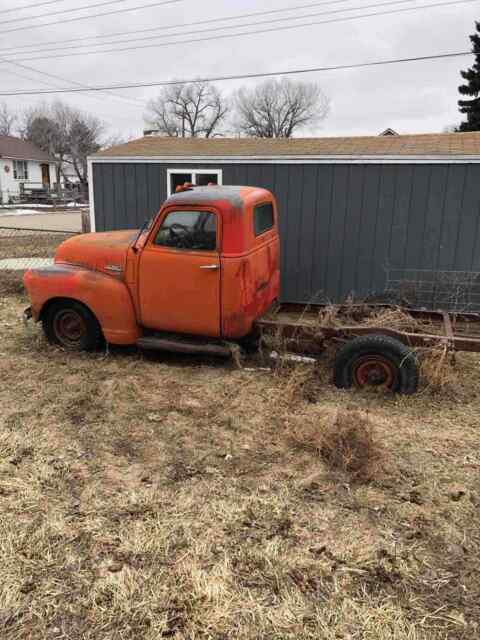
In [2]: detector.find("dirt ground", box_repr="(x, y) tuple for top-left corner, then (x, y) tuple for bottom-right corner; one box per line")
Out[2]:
(0, 291), (479, 639)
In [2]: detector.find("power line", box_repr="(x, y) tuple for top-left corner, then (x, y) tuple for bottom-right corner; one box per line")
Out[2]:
(0, 0), (183, 35)
(0, 51), (471, 97)
(1, 0), (133, 26)
(0, 0), (425, 58)
(3, 0), (476, 63)
(0, 0), (67, 13)
(0, 0), (367, 55)
(0, 65), (142, 124)
(0, 57), (146, 108)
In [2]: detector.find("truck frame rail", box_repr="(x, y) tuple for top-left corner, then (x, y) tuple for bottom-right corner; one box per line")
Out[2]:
(255, 303), (480, 354)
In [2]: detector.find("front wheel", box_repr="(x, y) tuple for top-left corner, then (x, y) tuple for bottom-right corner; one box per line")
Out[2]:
(42, 300), (102, 352)
(333, 335), (419, 395)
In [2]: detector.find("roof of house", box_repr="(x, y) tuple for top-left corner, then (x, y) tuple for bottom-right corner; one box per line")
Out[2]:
(0, 135), (52, 162)
(94, 131), (480, 160)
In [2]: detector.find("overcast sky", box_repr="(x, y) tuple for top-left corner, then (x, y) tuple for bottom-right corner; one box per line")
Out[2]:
(0, 0), (477, 140)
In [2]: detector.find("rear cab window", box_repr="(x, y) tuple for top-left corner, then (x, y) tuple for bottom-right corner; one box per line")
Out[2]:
(253, 202), (275, 237)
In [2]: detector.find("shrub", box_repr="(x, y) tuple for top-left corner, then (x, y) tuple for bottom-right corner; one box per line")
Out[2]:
(289, 408), (384, 482)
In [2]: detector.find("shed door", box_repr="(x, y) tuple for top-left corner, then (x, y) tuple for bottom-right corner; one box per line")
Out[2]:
(138, 209), (221, 337)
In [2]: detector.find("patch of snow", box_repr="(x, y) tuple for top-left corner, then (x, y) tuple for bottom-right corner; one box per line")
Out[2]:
(66, 202), (88, 208)
(0, 203), (54, 209)
(0, 257), (54, 270)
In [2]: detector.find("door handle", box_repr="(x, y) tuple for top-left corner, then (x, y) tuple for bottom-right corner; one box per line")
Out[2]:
(199, 264), (219, 270)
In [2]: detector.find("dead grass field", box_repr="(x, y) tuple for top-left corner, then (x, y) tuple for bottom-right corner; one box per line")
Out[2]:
(0, 232), (75, 261)
(1, 291), (479, 639)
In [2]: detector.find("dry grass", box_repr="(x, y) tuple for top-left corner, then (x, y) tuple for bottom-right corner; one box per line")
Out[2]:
(1, 293), (480, 639)
(318, 303), (426, 333)
(0, 232), (73, 296)
(289, 408), (385, 482)
(0, 233), (73, 260)
(418, 345), (459, 394)
(0, 270), (24, 296)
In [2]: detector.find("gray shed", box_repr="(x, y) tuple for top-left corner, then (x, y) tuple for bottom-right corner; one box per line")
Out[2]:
(89, 132), (480, 309)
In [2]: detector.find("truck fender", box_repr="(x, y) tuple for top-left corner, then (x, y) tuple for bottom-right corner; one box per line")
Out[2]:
(24, 264), (141, 345)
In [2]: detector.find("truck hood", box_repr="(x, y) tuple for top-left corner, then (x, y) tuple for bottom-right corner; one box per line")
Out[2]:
(55, 230), (138, 276)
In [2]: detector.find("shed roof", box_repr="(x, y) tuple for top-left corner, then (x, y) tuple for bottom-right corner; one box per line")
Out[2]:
(0, 135), (52, 162)
(94, 131), (480, 160)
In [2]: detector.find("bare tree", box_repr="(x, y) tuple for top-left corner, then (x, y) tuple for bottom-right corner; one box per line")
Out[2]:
(0, 102), (17, 136)
(144, 81), (228, 138)
(21, 101), (103, 189)
(66, 110), (103, 184)
(233, 77), (330, 138)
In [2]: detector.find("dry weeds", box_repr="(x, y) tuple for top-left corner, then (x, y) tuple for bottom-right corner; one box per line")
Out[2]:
(289, 408), (385, 482)
(0, 270), (24, 296)
(0, 233), (72, 260)
(318, 303), (430, 334)
(0, 293), (479, 639)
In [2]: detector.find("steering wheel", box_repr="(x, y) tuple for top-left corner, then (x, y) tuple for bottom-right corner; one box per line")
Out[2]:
(168, 222), (191, 248)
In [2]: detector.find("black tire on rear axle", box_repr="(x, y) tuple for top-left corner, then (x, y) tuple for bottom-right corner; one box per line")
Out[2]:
(333, 334), (419, 395)
(43, 300), (102, 352)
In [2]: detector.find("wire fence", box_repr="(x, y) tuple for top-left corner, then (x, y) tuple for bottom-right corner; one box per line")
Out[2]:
(385, 268), (480, 313)
(0, 226), (78, 271)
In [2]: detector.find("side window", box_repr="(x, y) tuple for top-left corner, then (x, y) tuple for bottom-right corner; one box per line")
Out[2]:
(253, 202), (274, 237)
(154, 210), (217, 251)
(169, 172), (192, 195)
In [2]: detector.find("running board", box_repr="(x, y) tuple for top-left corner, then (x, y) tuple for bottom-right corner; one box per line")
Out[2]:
(136, 336), (232, 357)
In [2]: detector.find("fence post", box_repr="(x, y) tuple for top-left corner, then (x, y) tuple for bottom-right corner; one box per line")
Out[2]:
(81, 210), (91, 234)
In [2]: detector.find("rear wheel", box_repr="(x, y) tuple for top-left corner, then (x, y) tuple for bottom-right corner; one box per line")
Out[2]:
(333, 334), (419, 395)
(43, 300), (102, 351)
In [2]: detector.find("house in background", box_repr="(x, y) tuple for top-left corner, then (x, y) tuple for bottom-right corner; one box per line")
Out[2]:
(89, 132), (480, 308)
(0, 135), (57, 204)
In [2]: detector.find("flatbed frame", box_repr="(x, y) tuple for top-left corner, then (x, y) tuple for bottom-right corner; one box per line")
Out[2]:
(255, 303), (480, 354)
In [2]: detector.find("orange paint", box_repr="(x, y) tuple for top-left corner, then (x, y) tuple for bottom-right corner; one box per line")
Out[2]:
(23, 186), (280, 345)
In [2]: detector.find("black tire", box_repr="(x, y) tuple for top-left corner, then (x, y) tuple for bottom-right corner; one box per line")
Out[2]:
(238, 330), (261, 355)
(42, 300), (102, 352)
(333, 334), (419, 395)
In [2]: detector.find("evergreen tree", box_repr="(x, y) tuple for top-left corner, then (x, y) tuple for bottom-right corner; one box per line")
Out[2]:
(458, 22), (480, 132)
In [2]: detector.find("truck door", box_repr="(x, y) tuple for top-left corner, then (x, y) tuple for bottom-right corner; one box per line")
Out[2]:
(138, 208), (221, 337)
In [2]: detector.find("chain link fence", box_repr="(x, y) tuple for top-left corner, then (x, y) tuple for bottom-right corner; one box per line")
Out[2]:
(0, 226), (78, 271)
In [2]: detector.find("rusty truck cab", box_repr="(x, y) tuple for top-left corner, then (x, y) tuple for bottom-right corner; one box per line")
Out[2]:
(130, 185), (280, 340)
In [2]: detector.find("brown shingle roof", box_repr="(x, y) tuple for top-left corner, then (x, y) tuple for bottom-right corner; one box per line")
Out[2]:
(0, 135), (52, 162)
(95, 131), (480, 159)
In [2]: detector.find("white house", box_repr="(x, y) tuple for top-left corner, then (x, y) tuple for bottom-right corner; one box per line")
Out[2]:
(0, 135), (57, 204)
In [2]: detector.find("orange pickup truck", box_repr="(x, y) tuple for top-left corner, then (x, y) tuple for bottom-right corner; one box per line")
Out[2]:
(24, 183), (448, 395)
(24, 185), (280, 351)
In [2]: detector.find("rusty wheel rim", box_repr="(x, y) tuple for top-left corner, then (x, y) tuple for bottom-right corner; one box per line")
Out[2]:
(53, 309), (86, 348)
(353, 355), (396, 389)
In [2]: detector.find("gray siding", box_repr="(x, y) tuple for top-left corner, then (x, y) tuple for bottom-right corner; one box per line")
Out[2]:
(92, 162), (480, 305)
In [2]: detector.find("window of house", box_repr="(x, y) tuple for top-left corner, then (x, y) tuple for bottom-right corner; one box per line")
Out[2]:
(154, 210), (217, 251)
(13, 160), (28, 180)
(253, 202), (274, 236)
(167, 169), (222, 196)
